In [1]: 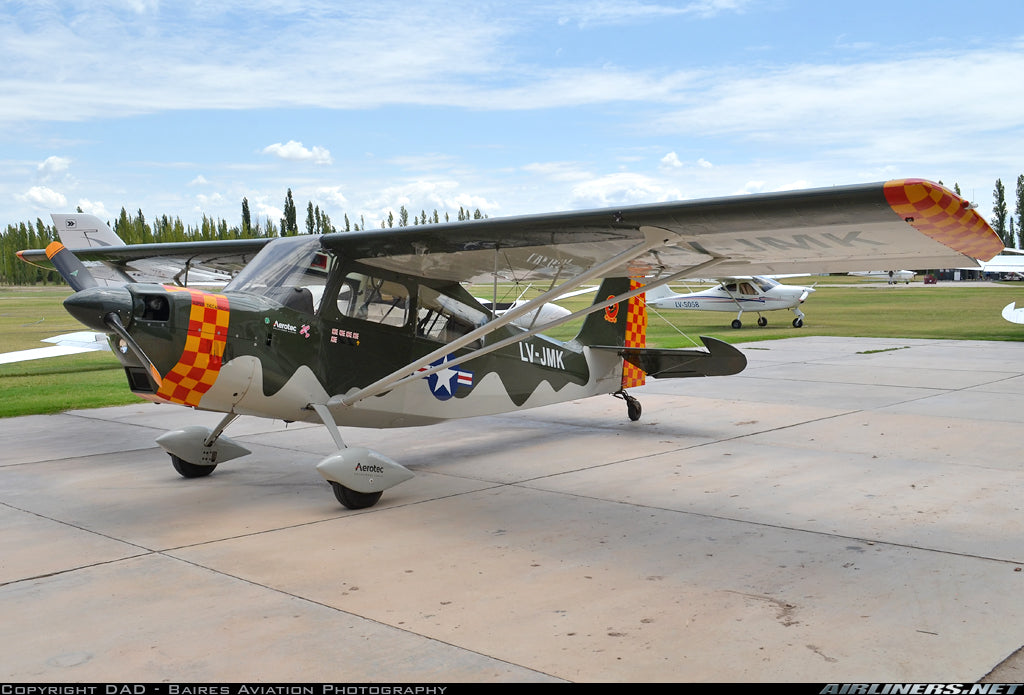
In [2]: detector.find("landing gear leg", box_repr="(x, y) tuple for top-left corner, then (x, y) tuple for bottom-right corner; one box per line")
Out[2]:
(614, 390), (643, 421)
(164, 412), (242, 479)
(791, 306), (806, 328)
(310, 403), (413, 510)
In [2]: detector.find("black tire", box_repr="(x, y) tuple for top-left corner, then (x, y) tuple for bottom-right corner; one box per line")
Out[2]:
(731, 319), (742, 329)
(626, 397), (642, 422)
(330, 482), (383, 509)
(757, 316), (767, 327)
(171, 454), (216, 478)
(793, 317), (804, 328)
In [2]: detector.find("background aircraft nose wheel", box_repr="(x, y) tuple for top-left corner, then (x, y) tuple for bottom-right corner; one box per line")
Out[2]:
(792, 317), (804, 327)
(731, 319), (742, 329)
(330, 481), (383, 509)
(170, 454), (217, 478)
(757, 316), (768, 327)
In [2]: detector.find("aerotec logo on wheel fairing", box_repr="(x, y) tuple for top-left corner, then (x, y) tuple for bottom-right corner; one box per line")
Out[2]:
(418, 355), (473, 401)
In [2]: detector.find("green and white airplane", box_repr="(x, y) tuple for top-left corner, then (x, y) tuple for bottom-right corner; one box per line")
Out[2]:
(16, 179), (1001, 509)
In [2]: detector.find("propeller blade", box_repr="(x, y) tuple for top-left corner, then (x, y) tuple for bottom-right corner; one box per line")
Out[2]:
(45, 241), (98, 292)
(103, 311), (163, 392)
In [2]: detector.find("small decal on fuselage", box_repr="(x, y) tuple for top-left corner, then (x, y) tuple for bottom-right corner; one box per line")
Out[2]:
(330, 328), (360, 346)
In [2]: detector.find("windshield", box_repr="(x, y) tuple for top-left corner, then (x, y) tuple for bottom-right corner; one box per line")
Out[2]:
(225, 236), (333, 312)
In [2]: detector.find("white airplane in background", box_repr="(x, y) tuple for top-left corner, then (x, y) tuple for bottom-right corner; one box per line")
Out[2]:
(644, 276), (815, 329)
(0, 331), (109, 366)
(848, 270), (915, 284)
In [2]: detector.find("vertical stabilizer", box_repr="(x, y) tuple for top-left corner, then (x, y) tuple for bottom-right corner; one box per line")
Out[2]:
(51, 214), (125, 248)
(573, 277), (647, 387)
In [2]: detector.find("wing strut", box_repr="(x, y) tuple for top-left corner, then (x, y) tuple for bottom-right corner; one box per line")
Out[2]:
(332, 251), (730, 408)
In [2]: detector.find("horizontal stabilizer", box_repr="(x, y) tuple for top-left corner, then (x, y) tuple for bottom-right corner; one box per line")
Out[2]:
(591, 336), (747, 379)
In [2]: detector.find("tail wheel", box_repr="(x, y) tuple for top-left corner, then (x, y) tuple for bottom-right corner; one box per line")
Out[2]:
(626, 396), (642, 422)
(170, 454), (216, 478)
(330, 482), (383, 510)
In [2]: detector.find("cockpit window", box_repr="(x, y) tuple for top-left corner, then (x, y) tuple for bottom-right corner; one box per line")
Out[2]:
(336, 273), (409, 327)
(224, 236), (332, 314)
(753, 276), (779, 292)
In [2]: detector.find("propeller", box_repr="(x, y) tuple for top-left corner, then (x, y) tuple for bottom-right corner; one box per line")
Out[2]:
(48, 241), (164, 392)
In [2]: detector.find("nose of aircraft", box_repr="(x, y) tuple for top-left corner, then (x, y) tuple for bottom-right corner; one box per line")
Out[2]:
(63, 285), (134, 332)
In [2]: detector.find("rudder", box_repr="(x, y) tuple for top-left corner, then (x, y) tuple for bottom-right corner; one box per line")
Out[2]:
(573, 277), (647, 387)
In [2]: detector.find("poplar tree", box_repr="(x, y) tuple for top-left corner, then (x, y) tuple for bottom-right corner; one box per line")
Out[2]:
(241, 198), (251, 236)
(992, 179), (1009, 246)
(282, 189), (298, 236)
(1015, 174), (1024, 249)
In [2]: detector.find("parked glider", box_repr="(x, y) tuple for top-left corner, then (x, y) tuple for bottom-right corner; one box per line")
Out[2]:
(16, 179), (1001, 509)
(644, 276), (815, 328)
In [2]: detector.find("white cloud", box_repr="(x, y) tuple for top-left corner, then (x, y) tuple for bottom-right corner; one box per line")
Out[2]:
(315, 186), (349, 208)
(262, 141), (333, 165)
(189, 175), (210, 186)
(196, 192), (224, 208)
(660, 152), (682, 168)
(570, 173), (681, 208)
(76, 199), (111, 219)
(38, 156), (71, 178)
(522, 162), (593, 182)
(19, 186), (67, 210)
(255, 202), (282, 224)
(697, 158), (713, 169)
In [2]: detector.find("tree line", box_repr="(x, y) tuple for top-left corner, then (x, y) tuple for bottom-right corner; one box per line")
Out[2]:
(990, 175), (1024, 248)
(0, 188), (487, 286)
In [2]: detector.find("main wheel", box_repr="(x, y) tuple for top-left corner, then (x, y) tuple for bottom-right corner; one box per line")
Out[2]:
(757, 316), (768, 327)
(170, 454), (216, 478)
(626, 395), (642, 422)
(330, 482), (383, 510)
(731, 319), (742, 329)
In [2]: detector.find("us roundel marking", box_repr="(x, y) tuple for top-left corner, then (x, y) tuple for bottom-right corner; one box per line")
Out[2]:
(418, 355), (474, 401)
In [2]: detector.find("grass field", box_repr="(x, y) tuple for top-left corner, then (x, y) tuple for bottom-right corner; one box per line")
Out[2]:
(3, 279), (1023, 418)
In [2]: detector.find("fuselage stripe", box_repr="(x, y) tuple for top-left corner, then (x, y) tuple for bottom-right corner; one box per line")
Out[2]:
(155, 286), (230, 407)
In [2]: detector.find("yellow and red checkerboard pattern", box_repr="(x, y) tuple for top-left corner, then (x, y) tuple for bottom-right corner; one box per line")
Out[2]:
(155, 286), (230, 407)
(884, 179), (1002, 262)
(621, 280), (646, 388)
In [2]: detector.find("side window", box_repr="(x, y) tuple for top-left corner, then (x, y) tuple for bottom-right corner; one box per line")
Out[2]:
(336, 273), (409, 328)
(416, 285), (487, 344)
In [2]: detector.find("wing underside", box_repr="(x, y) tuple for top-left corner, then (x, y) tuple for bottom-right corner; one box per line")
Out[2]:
(320, 179), (1002, 283)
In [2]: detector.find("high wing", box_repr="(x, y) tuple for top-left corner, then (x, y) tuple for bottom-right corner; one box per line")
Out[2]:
(22, 180), (998, 287)
(317, 179), (1001, 284)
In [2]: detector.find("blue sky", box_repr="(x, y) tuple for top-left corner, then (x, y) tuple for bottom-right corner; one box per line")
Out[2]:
(3, 0), (1023, 232)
